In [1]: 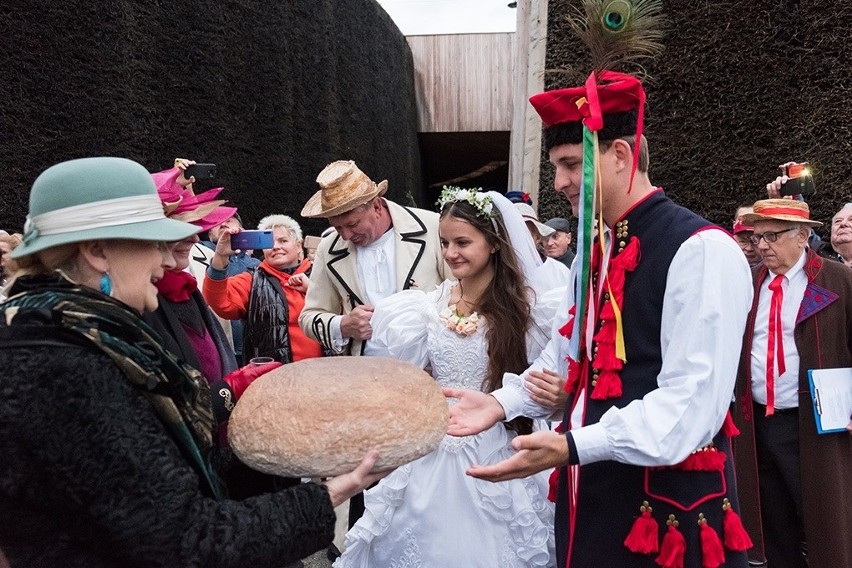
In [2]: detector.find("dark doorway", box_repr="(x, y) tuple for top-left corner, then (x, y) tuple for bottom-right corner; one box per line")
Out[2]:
(418, 131), (511, 207)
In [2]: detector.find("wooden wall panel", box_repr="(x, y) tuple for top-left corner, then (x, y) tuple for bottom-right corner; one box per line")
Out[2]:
(407, 33), (515, 133)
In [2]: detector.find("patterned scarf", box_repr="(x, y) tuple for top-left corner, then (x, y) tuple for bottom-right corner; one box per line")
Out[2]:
(0, 273), (225, 499)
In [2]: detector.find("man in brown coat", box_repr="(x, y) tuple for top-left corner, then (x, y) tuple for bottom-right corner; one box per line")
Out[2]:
(733, 198), (852, 568)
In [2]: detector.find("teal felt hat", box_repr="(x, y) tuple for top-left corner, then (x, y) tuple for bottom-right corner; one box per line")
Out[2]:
(13, 157), (199, 259)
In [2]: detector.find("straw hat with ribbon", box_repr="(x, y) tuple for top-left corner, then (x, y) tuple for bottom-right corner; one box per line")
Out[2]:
(301, 160), (388, 219)
(742, 199), (822, 228)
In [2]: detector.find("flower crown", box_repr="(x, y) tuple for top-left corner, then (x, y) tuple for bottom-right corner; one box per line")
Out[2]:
(436, 186), (495, 219)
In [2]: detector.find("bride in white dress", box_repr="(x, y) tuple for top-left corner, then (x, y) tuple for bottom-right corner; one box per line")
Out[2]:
(334, 189), (564, 568)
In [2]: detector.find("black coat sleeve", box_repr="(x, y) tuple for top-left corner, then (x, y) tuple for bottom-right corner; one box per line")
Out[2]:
(0, 345), (336, 568)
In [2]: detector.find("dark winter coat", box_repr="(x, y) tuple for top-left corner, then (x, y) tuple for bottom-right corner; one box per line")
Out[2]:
(0, 278), (336, 567)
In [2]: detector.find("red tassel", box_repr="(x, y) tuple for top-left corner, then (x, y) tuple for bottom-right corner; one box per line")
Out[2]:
(558, 305), (576, 338)
(722, 411), (740, 438)
(722, 498), (753, 551)
(565, 358), (581, 394)
(547, 468), (559, 503)
(675, 447), (726, 472)
(656, 516), (686, 568)
(698, 514), (725, 568)
(591, 369), (623, 399)
(592, 341), (622, 370)
(624, 501), (659, 554)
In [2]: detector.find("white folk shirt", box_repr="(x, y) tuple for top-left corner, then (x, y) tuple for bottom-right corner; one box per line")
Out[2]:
(493, 228), (753, 466)
(331, 228), (397, 346)
(749, 250), (807, 410)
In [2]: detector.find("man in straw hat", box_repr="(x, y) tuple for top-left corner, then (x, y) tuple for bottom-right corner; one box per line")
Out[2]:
(298, 160), (447, 534)
(299, 160), (447, 357)
(444, 3), (757, 565)
(731, 198), (852, 568)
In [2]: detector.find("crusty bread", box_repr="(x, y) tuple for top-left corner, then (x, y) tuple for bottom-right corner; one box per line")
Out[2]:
(228, 356), (449, 477)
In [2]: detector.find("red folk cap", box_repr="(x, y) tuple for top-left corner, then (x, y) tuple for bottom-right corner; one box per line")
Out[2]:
(529, 70), (645, 130)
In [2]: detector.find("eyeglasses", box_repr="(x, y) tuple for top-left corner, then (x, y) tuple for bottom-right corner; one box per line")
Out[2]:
(749, 227), (797, 245)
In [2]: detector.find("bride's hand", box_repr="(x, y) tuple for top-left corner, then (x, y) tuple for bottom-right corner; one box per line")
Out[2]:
(444, 388), (505, 437)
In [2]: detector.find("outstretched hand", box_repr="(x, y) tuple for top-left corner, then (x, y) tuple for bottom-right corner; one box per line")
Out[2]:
(466, 430), (569, 482)
(444, 387), (506, 437)
(324, 450), (393, 508)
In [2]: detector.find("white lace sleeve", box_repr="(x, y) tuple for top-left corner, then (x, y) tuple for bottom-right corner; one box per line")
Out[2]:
(363, 289), (433, 368)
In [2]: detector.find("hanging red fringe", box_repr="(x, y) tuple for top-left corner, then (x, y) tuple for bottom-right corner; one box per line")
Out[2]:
(656, 518), (686, 568)
(722, 499), (753, 551)
(591, 369), (623, 399)
(624, 502), (659, 554)
(721, 411), (740, 438)
(565, 357), (582, 395)
(698, 514), (725, 568)
(558, 305), (576, 339)
(547, 468), (559, 503)
(588, 236), (640, 400)
(673, 447), (726, 472)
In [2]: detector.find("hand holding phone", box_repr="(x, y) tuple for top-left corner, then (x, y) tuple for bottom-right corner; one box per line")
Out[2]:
(230, 230), (274, 251)
(778, 161), (815, 197)
(183, 163), (217, 181)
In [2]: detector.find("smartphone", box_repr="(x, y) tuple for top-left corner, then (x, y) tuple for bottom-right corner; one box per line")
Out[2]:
(779, 162), (816, 197)
(231, 230), (274, 250)
(183, 163), (217, 180)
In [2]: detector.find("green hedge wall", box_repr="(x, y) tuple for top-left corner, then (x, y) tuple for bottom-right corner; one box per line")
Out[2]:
(0, 0), (421, 238)
(538, 0), (852, 237)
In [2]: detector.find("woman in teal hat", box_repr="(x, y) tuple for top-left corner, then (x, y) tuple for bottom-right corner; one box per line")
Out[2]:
(0, 157), (385, 567)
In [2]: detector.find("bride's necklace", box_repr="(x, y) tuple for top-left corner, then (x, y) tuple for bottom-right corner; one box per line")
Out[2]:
(439, 283), (481, 336)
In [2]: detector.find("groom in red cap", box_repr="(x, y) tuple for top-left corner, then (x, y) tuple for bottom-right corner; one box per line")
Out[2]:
(446, 71), (754, 567)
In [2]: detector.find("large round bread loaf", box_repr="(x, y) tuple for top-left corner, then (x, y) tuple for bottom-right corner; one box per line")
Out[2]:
(228, 356), (448, 477)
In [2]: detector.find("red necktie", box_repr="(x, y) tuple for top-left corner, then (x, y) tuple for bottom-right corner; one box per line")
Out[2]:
(765, 274), (786, 416)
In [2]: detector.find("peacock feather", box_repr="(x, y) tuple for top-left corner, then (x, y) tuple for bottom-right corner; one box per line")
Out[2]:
(567, 0), (666, 76)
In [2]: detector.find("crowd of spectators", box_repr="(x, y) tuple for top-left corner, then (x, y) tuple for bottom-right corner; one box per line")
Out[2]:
(0, 149), (849, 568)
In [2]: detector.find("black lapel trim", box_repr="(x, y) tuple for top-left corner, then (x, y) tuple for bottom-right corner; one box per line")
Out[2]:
(398, 206), (428, 290)
(327, 233), (364, 308)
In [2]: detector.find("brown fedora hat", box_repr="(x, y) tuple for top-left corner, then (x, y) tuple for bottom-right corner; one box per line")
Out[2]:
(742, 198), (822, 227)
(301, 160), (388, 219)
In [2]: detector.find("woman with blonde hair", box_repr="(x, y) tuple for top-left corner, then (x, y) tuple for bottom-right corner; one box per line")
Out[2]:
(203, 213), (322, 363)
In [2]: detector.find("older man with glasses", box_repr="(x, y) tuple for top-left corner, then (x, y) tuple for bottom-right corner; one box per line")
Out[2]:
(731, 198), (852, 568)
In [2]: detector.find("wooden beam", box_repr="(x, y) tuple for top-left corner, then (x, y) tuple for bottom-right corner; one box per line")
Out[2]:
(508, 0), (548, 207)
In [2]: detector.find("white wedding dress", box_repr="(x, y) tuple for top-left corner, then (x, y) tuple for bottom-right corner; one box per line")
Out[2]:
(334, 280), (562, 568)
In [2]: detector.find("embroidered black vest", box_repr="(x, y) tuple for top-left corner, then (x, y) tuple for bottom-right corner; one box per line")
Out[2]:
(555, 192), (748, 568)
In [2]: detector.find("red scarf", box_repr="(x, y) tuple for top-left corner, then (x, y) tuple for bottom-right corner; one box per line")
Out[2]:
(155, 270), (198, 303)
